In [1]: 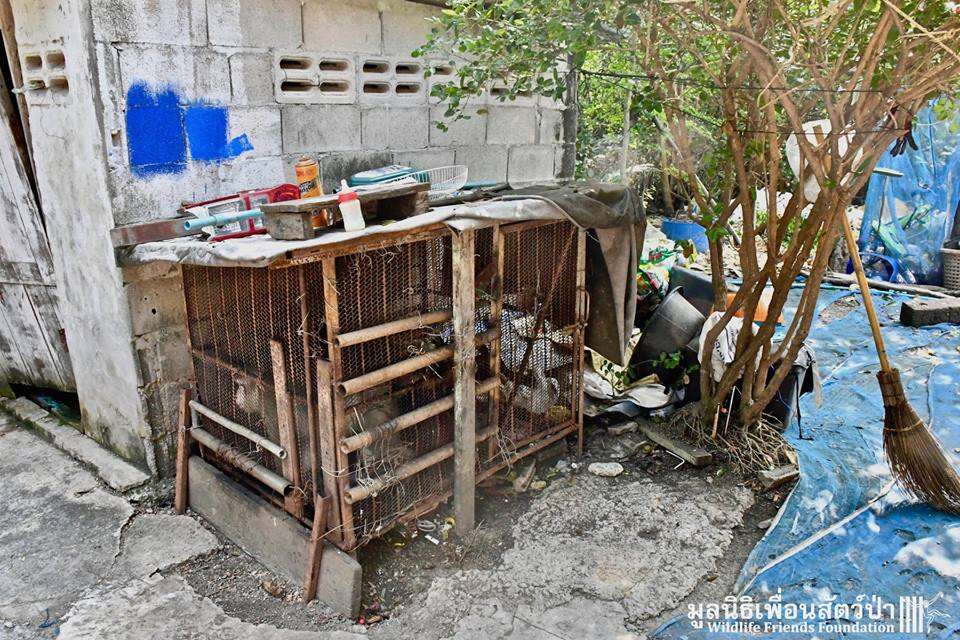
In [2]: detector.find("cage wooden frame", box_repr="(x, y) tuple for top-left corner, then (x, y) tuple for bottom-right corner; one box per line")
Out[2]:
(181, 218), (587, 553)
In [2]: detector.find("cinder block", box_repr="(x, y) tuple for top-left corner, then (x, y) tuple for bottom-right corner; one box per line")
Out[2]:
(361, 106), (428, 150)
(227, 106), (282, 157)
(207, 0), (302, 48)
(900, 297), (960, 327)
(92, 0), (207, 46)
(274, 50), (357, 105)
(356, 57), (427, 105)
(315, 151), (394, 192)
(538, 108), (564, 145)
(118, 45), (230, 103)
(454, 145), (509, 183)
(134, 326), (192, 384)
(281, 105), (362, 153)
(429, 106), (487, 146)
(303, 0), (382, 54)
(218, 156), (287, 194)
(188, 456), (362, 617)
(228, 51), (275, 105)
(380, 0), (438, 56)
(393, 148), (455, 170)
(508, 145), (556, 186)
(126, 276), (186, 336)
(486, 106), (537, 145)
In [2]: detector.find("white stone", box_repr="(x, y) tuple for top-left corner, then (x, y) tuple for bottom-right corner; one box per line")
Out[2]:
(92, 0), (207, 46)
(588, 462), (624, 477)
(228, 50), (275, 105)
(392, 148), (455, 170)
(429, 106), (487, 147)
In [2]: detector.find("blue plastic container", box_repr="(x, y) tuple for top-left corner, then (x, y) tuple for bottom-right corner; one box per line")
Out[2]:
(661, 217), (709, 253)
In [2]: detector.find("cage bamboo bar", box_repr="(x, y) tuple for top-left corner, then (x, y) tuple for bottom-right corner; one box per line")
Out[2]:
(191, 427), (293, 496)
(180, 217), (585, 552)
(189, 400), (288, 460)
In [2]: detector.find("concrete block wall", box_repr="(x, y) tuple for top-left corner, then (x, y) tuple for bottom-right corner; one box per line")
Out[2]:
(13, 0), (564, 474)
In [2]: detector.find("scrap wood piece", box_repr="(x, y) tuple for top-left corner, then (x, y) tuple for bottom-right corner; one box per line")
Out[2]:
(638, 424), (713, 467)
(303, 496), (331, 603)
(110, 216), (202, 248)
(175, 387), (192, 514)
(758, 464), (799, 490)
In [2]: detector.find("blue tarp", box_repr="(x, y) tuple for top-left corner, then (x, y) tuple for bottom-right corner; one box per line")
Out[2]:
(654, 285), (960, 639)
(859, 103), (960, 284)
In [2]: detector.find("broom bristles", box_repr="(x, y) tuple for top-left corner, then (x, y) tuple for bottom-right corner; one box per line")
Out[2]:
(879, 369), (960, 515)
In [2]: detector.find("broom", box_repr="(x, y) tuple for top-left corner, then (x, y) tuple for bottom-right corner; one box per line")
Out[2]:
(839, 208), (960, 514)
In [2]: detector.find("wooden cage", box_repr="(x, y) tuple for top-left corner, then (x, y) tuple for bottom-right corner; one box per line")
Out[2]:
(181, 219), (587, 552)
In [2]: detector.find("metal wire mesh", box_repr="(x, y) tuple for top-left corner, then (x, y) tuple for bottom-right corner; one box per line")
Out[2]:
(497, 222), (580, 453)
(182, 265), (315, 500)
(181, 221), (583, 548)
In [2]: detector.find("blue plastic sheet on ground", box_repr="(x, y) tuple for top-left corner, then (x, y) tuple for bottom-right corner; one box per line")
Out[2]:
(653, 285), (960, 639)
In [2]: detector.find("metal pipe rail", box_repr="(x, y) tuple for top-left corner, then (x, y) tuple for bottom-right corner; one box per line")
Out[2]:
(189, 399), (288, 460)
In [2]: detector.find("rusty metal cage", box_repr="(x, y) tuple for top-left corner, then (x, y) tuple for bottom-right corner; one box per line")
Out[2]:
(182, 219), (586, 552)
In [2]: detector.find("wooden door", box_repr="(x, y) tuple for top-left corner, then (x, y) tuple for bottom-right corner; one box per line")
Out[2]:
(0, 70), (73, 390)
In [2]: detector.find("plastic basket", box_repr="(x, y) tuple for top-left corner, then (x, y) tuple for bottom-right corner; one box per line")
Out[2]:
(942, 246), (960, 289)
(382, 165), (468, 201)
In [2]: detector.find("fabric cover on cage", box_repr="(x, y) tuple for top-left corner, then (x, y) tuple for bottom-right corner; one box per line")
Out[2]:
(498, 182), (644, 365)
(859, 102), (960, 284)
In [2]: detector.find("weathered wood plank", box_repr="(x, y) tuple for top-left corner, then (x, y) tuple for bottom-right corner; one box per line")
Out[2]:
(638, 424), (713, 467)
(321, 257), (356, 550)
(303, 496), (331, 603)
(175, 388), (192, 514)
(315, 359), (342, 536)
(452, 229), (477, 536)
(0, 282), (62, 387)
(23, 284), (73, 388)
(270, 339), (304, 518)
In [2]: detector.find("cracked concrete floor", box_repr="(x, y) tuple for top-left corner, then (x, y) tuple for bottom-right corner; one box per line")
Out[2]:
(0, 413), (762, 639)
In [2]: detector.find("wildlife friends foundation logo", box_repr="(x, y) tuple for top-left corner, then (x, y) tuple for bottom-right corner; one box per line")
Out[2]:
(687, 591), (949, 635)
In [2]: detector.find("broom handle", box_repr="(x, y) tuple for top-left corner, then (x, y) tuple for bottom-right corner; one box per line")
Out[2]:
(838, 207), (893, 372)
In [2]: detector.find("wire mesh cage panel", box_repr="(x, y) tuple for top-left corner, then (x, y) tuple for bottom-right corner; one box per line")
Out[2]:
(491, 221), (584, 465)
(181, 219), (585, 552)
(183, 264), (320, 502)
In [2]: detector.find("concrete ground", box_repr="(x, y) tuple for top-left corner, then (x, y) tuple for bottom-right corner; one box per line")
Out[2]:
(0, 408), (775, 639)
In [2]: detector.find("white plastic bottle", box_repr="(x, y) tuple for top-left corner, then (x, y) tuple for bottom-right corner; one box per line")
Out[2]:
(337, 180), (365, 231)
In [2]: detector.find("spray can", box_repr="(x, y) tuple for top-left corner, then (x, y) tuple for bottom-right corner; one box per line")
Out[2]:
(294, 156), (326, 227)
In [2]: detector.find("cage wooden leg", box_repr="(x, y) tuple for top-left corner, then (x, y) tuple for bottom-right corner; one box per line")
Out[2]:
(487, 225), (504, 463)
(322, 257), (357, 550)
(299, 266), (321, 505)
(316, 359), (343, 543)
(175, 387), (192, 514)
(302, 496), (331, 603)
(574, 227), (588, 458)
(452, 229), (477, 536)
(270, 339), (304, 518)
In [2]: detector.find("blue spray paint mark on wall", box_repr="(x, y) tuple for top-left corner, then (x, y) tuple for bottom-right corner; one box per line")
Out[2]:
(125, 81), (253, 178)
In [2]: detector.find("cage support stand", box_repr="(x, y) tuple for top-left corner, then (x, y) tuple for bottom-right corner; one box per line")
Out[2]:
(452, 229), (477, 537)
(302, 495), (331, 603)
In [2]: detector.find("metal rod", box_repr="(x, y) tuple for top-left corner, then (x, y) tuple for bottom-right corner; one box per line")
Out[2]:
(335, 310), (453, 348)
(343, 424), (499, 504)
(339, 377), (499, 454)
(338, 329), (499, 396)
(191, 427), (292, 496)
(189, 399), (288, 460)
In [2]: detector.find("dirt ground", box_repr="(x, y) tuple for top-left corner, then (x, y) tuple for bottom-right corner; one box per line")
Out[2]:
(174, 415), (786, 637)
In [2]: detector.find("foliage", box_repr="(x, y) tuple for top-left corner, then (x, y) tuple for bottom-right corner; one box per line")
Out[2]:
(417, 0), (960, 429)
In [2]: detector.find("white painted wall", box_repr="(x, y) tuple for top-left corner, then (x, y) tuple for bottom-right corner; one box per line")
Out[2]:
(12, 0), (563, 474)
